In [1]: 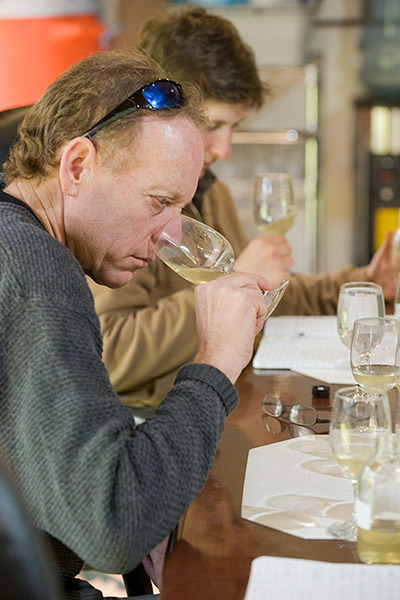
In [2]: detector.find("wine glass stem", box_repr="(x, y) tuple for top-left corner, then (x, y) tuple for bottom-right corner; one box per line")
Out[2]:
(396, 385), (400, 435)
(350, 479), (359, 525)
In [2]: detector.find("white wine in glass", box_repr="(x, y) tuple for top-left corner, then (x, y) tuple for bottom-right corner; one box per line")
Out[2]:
(337, 282), (385, 349)
(329, 385), (392, 542)
(350, 317), (400, 393)
(154, 214), (289, 319)
(154, 214), (235, 284)
(253, 172), (296, 235)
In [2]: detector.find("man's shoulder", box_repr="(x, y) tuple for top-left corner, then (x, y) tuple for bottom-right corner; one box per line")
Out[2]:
(0, 203), (90, 307)
(0, 202), (74, 265)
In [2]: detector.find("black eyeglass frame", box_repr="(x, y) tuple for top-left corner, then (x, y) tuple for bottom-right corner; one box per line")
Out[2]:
(262, 394), (330, 426)
(81, 78), (184, 140)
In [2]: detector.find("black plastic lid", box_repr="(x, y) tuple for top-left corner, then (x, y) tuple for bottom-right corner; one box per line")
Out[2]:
(312, 385), (330, 398)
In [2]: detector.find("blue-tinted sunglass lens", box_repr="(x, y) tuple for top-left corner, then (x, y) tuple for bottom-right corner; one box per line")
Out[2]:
(142, 81), (182, 109)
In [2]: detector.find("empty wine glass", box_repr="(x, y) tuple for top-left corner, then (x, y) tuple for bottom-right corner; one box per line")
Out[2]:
(154, 213), (289, 319)
(337, 282), (385, 349)
(350, 317), (400, 393)
(329, 385), (392, 542)
(253, 172), (296, 235)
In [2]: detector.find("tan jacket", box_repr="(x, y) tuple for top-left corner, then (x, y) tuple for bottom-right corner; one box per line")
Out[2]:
(88, 177), (368, 408)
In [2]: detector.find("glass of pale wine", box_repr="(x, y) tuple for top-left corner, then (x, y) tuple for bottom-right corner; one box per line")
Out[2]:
(329, 385), (392, 542)
(337, 282), (385, 350)
(253, 172), (296, 235)
(154, 214), (289, 319)
(350, 317), (400, 393)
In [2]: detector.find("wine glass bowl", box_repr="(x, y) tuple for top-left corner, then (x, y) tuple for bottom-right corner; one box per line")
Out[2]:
(337, 282), (385, 349)
(350, 317), (400, 393)
(253, 172), (296, 235)
(262, 278), (289, 319)
(154, 213), (289, 319)
(154, 214), (235, 284)
(329, 385), (392, 542)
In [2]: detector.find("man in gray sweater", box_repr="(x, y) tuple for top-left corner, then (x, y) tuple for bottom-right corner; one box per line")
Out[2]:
(0, 50), (269, 599)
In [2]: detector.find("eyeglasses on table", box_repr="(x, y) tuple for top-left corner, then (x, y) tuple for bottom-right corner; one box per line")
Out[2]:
(262, 394), (330, 426)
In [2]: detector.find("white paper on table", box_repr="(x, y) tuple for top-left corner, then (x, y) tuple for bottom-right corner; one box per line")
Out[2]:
(244, 555), (400, 600)
(253, 315), (351, 371)
(291, 367), (355, 384)
(241, 435), (353, 539)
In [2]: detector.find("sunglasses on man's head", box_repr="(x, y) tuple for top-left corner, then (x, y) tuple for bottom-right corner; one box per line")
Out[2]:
(82, 79), (184, 139)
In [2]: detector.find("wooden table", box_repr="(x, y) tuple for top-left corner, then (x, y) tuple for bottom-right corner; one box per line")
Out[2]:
(160, 368), (368, 600)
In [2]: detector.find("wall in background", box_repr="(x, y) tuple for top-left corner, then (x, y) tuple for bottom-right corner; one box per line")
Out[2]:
(113, 0), (167, 49)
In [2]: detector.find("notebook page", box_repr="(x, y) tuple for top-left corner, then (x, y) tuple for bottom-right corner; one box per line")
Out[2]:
(264, 315), (338, 338)
(244, 556), (400, 600)
(253, 316), (349, 369)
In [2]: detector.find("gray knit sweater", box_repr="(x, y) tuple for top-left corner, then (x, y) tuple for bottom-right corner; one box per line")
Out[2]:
(0, 196), (238, 599)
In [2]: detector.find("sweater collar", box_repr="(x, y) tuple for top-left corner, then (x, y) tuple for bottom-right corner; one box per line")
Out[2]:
(192, 169), (216, 214)
(0, 188), (45, 229)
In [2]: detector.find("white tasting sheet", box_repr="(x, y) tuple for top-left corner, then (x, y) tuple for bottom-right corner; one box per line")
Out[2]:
(253, 316), (352, 377)
(244, 556), (400, 600)
(244, 555), (400, 600)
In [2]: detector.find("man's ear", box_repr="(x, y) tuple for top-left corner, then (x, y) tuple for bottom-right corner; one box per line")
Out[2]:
(59, 137), (97, 196)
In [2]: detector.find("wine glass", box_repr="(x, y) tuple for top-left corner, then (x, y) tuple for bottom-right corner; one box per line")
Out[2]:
(154, 213), (235, 283)
(394, 273), (400, 319)
(337, 282), (385, 349)
(253, 172), (296, 235)
(154, 213), (289, 319)
(350, 317), (400, 393)
(329, 385), (392, 542)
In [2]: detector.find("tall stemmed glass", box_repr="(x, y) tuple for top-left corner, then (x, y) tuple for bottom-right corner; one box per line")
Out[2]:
(329, 385), (392, 542)
(337, 282), (385, 350)
(351, 317), (400, 393)
(154, 213), (289, 319)
(253, 173), (296, 235)
(394, 274), (400, 319)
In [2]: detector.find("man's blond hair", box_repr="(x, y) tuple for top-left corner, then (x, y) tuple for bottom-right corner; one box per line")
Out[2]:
(3, 49), (206, 184)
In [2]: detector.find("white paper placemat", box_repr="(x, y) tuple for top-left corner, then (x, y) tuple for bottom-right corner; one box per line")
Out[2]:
(241, 435), (353, 539)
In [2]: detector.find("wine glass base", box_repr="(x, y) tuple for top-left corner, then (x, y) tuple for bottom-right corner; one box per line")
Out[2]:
(328, 519), (357, 542)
